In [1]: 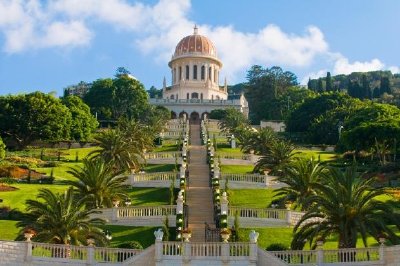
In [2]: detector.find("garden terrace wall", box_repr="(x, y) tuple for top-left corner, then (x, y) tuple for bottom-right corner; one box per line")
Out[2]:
(91, 205), (177, 227)
(125, 172), (179, 188)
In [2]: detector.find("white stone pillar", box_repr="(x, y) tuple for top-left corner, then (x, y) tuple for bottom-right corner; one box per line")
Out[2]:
(221, 242), (229, 263)
(286, 210), (292, 225)
(231, 134), (236, 148)
(25, 241), (32, 263)
(154, 229), (164, 263)
(316, 241), (324, 265)
(176, 191), (184, 214)
(87, 246), (94, 265)
(249, 230), (259, 264)
(183, 242), (191, 263)
(221, 192), (229, 216)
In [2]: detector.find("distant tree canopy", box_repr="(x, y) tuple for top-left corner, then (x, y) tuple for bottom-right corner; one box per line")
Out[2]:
(0, 136), (5, 160)
(147, 86), (163, 99)
(209, 109), (228, 120)
(83, 75), (149, 121)
(62, 95), (99, 142)
(0, 92), (72, 149)
(244, 65), (298, 123)
(286, 91), (400, 149)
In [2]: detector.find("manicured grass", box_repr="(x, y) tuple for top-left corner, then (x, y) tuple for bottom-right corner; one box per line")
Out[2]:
(228, 189), (276, 208)
(216, 147), (244, 155)
(34, 162), (83, 182)
(239, 228), (382, 250)
(104, 225), (158, 248)
(153, 144), (179, 152)
(220, 165), (254, 174)
(144, 164), (176, 173)
(127, 188), (171, 206)
(294, 149), (337, 162)
(0, 220), (20, 240)
(0, 184), (68, 211)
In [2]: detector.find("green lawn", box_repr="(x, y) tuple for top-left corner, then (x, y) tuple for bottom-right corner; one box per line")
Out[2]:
(294, 149), (337, 162)
(0, 184), (68, 211)
(0, 220), (20, 240)
(239, 228), (382, 250)
(104, 225), (158, 248)
(220, 165), (254, 174)
(228, 189), (276, 208)
(127, 188), (172, 206)
(34, 162), (83, 182)
(144, 164), (176, 173)
(153, 144), (179, 152)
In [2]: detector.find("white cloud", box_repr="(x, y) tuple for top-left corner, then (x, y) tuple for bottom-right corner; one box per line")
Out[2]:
(388, 66), (400, 74)
(0, 0), (396, 83)
(301, 69), (328, 85)
(333, 57), (384, 75)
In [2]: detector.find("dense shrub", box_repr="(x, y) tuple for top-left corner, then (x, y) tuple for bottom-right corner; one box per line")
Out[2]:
(266, 243), (288, 251)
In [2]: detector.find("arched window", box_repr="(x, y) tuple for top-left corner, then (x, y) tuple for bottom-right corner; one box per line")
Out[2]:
(187, 93), (189, 99)
(173, 68), (176, 84)
(185, 65), (189, 80)
(179, 66), (182, 81)
(176, 94), (178, 99)
(214, 69), (217, 83)
(201, 66), (205, 80)
(200, 93), (203, 100)
(208, 67), (212, 80)
(191, 92), (199, 99)
(212, 95), (214, 100)
(216, 95), (220, 100)
(170, 94), (175, 99)
(193, 65), (198, 80)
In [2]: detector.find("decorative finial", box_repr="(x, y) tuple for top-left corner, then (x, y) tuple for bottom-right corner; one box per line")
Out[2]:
(194, 24), (198, 35)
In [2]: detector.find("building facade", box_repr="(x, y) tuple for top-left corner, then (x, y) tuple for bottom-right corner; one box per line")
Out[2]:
(150, 26), (248, 122)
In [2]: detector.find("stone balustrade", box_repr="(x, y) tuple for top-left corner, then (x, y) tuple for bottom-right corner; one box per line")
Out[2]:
(144, 151), (182, 159)
(126, 172), (179, 188)
(269, 246), (383, 265)
(91, 205), (177, 227)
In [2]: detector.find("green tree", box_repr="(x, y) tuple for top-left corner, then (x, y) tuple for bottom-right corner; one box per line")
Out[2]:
(292, 167), (400, 249)
(380, 77), (391, 95)
(275, 158), (325, 211)
(83, 78), (114, 120)
(0, 136), (5, 160)
(62, 95), (98, 141)
(17, 188), (107, 246)
(0, 92), (72, 149)
(209, 109), (228, 120)
(245, 65), (298, 123)
(254, 139), (298, 175)
(112, 75), (149, 120)
(316, 78), (324, 92)
(65, 158), (128, 208)
(240, 127), (277, 155)
(89, 129), (144, 173)
(219, 108), (249, 135)
(326, 72), (333, 92)
(148, 86), (163, 99)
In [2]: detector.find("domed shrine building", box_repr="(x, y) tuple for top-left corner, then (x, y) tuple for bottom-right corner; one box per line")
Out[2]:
(149, 26), (248, 123)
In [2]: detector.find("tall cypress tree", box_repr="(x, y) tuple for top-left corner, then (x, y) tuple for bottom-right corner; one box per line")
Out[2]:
(380, 77), (391, 95)
(317, 78), (324, 92)
(361, 74), (370, 99)
(326, 72), (333, 92)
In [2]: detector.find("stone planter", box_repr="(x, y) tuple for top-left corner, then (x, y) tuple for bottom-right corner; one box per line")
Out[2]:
(182, 232), (192, 242)
(221, 233), (230, 243)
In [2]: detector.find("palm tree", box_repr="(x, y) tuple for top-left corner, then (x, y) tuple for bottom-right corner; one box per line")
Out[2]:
(292, 167), (400, 249)
(275, 158), (325, 211)
(17, 187), (107, 246)
(254, 139), (298, 175)
(240, 127), (277, 155)
(64, 158), (128, 209)
(89, 129), (143, 172)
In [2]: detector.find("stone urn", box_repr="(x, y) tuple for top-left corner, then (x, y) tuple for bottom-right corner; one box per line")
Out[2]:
(182, 230), (192, 242)
(220, 229), (231, 243)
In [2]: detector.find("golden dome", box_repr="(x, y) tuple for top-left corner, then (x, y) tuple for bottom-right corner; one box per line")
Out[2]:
(173, 26), (217, 58)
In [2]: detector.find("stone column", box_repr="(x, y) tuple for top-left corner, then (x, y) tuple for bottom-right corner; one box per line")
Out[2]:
(221, 242), (229, 263)
(176, 191), (184, 214)
(249, 230), (259, 265)
(316, 241), (324, 265)
(154, 229), (164, 263)
(221, 192), (229, 216)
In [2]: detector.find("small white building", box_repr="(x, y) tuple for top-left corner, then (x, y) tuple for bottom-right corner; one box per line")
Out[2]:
(149, 26), (248, 122)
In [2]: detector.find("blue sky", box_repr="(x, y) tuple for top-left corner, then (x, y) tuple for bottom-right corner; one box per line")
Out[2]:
(0, 0), (399, 96)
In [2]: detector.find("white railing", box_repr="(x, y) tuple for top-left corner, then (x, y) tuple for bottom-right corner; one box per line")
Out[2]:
(229, 206), (288, 220)
(190, 242), (222, 257)
(270, 247), (383, 265)
(144, 151), (182, 159)
(162, 241), (182, 256)
(128, 172), (176, 182)
(94, 246), (142, 263)
(221, 173), (266, 184)
(323, 247), (381, 264)
(31, 242), (142, 263)
(117, 205), (176, 218)
(150, 98), (242, 105)
(270, 250), (317, 264)
(32, 242), (88, 261)
(163, 131), (183, 136)
(216, 152), (252, 160)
